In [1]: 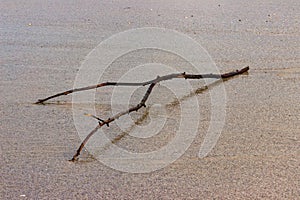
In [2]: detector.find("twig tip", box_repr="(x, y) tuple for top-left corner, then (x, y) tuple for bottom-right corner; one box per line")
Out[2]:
(34, 99), (44, 104)
(69, 157), (78, 162)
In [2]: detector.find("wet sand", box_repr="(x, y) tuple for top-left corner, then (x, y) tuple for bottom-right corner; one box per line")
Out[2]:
(1, 0), (299, 199)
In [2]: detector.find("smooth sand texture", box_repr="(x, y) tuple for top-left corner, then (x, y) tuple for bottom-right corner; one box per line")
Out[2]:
(1, 0), (299, 199)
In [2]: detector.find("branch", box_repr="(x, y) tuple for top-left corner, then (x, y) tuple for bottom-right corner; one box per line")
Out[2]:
(70, 82), (157, 161)
(35, 66), (249, 104)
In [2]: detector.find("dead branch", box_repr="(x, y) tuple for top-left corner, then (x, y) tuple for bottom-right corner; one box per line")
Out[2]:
(35, 66), (249, 161)
(35, 66), (249, 104)
(70, 82), (156, 161)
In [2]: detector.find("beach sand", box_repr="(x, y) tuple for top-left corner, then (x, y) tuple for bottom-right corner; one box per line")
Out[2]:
(1, 0), (299, 199)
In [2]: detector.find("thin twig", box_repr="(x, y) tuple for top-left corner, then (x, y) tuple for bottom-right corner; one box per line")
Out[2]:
(70, 83), (157, 161)
(35, 66), (249, 104)
(84, 113), (105, 123)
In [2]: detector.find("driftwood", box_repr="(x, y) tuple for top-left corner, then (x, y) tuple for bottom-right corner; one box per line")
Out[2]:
(36, 66), (249, 161)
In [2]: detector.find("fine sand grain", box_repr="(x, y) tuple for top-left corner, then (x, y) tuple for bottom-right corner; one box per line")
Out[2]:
(1, 0), (299, 199)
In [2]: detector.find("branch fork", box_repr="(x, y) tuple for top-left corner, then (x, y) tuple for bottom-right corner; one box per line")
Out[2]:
(36, 66), (249, 161)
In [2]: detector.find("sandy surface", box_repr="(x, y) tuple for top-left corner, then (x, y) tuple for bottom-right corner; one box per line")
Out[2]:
(1, 0), (299, 199)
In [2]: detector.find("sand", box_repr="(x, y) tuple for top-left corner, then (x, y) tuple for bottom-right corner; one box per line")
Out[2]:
(1, 0), (299, 199)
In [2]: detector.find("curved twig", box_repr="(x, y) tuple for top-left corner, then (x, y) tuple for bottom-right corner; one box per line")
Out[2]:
(35, 66), (249, 104)
(70, 82), (157, 161)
